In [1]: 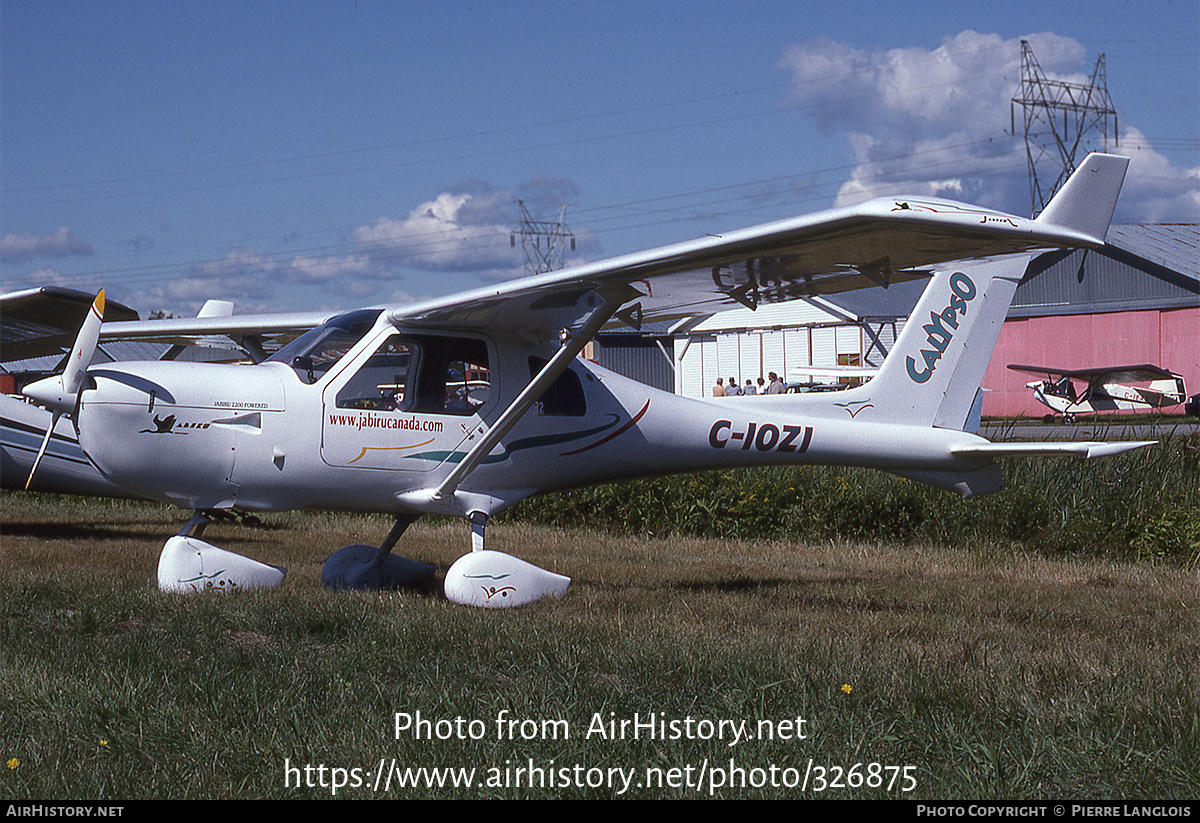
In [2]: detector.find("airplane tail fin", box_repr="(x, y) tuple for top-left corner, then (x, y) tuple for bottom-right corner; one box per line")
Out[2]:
(847, 153), (1129, 433)
(1034, 153), (1129, 242)
(836, 246), (1153, 498)
(848, 254), (1028, 431)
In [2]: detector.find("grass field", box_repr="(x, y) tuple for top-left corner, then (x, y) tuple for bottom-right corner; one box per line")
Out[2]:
(2, 479), (1197, 800)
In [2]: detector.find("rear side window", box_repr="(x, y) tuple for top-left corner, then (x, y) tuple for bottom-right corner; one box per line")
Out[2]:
(529, 357), (586, 417)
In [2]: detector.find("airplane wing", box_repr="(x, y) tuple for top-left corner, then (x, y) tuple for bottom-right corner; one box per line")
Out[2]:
(1008, 364), (1178, 384)
(388, 153), (1128, 339)
(1, 287), (333, 365)
(1, 287), (141, 362)
(96, 310), (337, 361)
(7, 153), (1128, 358)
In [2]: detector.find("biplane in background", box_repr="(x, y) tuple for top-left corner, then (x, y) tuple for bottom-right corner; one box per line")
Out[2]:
(11, 154), (1154, 608)
(1008, 363), (1189, 423)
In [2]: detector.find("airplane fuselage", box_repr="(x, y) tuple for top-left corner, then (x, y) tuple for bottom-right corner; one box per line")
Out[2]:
(75, 321), (991, 520)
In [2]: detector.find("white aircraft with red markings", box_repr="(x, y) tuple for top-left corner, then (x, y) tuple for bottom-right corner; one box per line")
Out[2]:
(17, 153), (1152, 607)
(1008, 363), (1188, 423)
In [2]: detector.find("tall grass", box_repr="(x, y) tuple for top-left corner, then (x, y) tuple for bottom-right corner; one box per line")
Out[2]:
(3, 520), (1198, 799)
(502, 434), (1200, 565)
(1, 432), (1197, 798)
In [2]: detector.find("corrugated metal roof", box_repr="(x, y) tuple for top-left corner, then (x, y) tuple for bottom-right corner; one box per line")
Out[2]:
(821, 277), (925, 319)
(1010, 224), (1200, 317)
(1106, 224), (1200, 282)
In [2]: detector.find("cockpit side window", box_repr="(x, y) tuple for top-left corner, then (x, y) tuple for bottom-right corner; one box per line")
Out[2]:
(410, 336), (491, 415)
(335, 335), (414, 410)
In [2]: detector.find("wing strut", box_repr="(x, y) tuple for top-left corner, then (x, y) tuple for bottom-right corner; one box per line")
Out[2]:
(432, 293), (623, 501)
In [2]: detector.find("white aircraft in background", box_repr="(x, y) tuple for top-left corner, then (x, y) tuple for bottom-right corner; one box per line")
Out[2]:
(1008, 363), (1189, 423)
(16, 153), (1151, 608)
(784, 366), (879, 392)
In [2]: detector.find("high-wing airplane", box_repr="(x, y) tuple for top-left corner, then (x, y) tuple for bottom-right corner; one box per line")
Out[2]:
(1008, 363), (1188, 423)
(16, 153), (1153, 607)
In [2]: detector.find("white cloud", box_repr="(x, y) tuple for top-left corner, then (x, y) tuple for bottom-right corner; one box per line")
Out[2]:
(354, 191), (521, 275)
(1118, 127), (1200, 222)
(123, 178), (582, 316)
(778, 31), (1200, 221)
(0, 226), (93, 263)
(130, 250), (283, 313)
(289, 254), (372, 284)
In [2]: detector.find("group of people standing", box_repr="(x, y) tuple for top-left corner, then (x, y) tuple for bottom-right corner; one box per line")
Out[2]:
(712, 372), (785, 397)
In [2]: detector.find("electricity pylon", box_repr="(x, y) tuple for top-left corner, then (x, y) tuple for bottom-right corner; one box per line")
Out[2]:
(1011, 40), (1118, 216)
(512, 201), (575, 275)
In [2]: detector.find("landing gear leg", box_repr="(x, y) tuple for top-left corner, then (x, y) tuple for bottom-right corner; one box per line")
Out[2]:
(320, 514), (437, 592)
(470, 510), (487, 552)
(443, 510), (571, 608)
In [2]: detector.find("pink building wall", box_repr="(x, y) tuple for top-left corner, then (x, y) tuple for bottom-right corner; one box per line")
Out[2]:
(981, 306), (1200, 419)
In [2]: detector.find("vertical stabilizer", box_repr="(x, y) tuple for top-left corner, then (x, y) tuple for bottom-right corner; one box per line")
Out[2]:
(849, 255), (1030, 430)
(1035, 153), (1129, 242)
(852, 153), (1129, 430)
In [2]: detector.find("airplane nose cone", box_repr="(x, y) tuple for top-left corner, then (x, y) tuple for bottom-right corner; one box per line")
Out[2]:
(73, 361), (285, 509)
(21, 374), (79, 414)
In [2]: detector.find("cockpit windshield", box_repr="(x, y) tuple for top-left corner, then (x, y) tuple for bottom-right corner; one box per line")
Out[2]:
(267, 309), (382, 384)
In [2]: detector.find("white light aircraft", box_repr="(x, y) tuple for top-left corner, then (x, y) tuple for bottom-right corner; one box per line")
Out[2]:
(17, 153), (1153, 607)
(785, 366), (879, 392)
(1008, 363), (1188, 423)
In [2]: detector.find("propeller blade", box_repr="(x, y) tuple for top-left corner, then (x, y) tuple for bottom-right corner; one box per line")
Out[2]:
(63, 289), (105, 395)
(21, 289), (105, 414)
(21, 290), (105, 489)
(24, 411), (62, 490)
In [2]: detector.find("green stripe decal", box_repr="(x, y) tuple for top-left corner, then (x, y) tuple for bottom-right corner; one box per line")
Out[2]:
(408, 414), (622, 465)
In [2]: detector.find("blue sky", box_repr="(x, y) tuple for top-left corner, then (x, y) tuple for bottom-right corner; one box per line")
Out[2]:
(2, 0), (1197, 318)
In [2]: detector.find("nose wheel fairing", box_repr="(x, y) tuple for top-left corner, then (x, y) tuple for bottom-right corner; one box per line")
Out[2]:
(157, 514), (285, 593)
(320, 514), (437, 592)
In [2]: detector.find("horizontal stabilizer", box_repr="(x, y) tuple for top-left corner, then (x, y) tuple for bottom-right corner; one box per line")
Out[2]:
(951, 441), (1156, 459)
